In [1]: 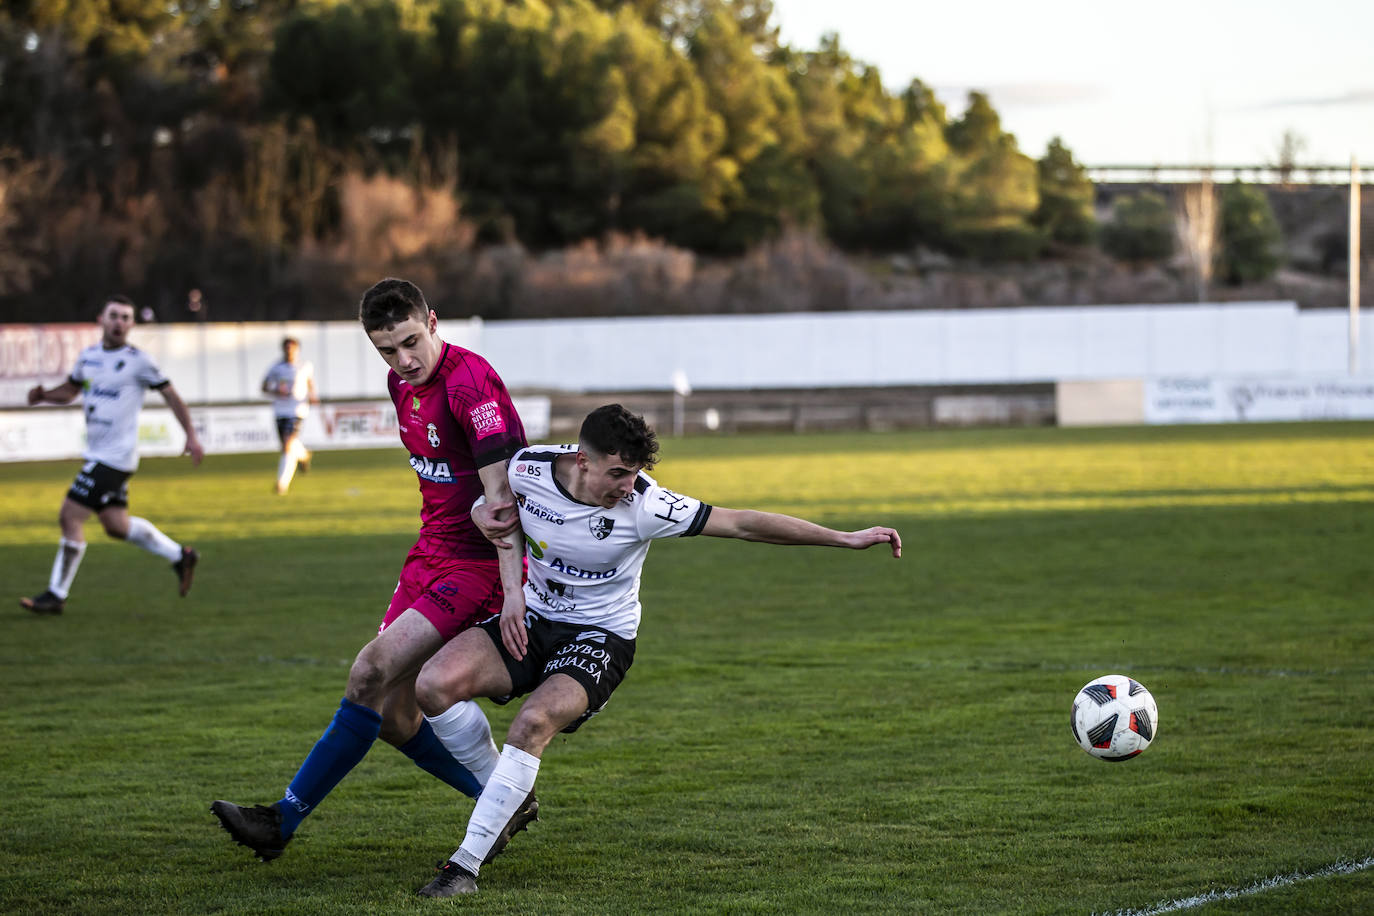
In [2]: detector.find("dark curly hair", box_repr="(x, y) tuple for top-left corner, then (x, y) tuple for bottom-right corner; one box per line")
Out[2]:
(358, 278), (431, 332)
(579, 404), (659, 470)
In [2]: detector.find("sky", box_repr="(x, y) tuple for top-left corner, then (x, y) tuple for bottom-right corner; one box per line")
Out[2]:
(770, 0), (1374, 168)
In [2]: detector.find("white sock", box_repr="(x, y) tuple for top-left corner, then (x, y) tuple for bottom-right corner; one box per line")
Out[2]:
(276, 452), (296, 491)
(48, 538), (86, 599)
(125, 517), (182, 563)
(427, 701), (501, 788)
(450, 744), (541, 876)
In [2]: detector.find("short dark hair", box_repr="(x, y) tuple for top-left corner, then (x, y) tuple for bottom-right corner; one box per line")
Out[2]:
(359, 278), (430, 332)
(579, 404), (659, 470)
(103, 294), (134, 312)
(282, 336), (300, 348)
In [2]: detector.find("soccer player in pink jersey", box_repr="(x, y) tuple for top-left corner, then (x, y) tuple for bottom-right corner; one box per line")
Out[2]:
(212, 278), (537, 863)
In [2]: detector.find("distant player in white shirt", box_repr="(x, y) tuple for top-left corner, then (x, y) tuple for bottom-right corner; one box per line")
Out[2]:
(261, 336), (318, 494)
(410, 404), (902, 897)
(20, 295), (205, 615)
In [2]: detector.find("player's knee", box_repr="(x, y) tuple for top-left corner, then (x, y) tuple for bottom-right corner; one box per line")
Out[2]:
(101, 518), (128, 539)
(344, 653), (389, 705)
(414, 668), (469, 717)
(506, 706), (564, 751)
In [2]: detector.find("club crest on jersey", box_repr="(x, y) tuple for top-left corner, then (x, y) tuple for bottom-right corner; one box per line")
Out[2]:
(409, 454), (455, 483)
(426, 422), (440, 447)
(589, 516), (615, 540)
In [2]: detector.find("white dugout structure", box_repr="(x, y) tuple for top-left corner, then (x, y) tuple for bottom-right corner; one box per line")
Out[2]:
(2, 300), (1372, 462)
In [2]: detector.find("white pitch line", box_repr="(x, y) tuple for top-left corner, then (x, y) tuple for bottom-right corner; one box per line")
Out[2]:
(1095, 857), (1374, 916)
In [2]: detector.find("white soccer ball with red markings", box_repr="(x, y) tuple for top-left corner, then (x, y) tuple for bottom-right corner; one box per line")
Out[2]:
(1071, 674), (1158, 761)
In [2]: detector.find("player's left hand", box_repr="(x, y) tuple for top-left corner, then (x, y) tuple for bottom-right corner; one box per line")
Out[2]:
(499, 593), (528, 660)
(846, 526), (902, 558)
(473, 496), (520, 548)
(184, 438), (205, 467)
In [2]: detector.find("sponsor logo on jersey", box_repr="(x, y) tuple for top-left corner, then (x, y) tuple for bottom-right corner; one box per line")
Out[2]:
(88, 385), (122, 400)
(470, 399), (506, 439)
(523, 532), (547, 560)
(528, 581), (575, 613)
(409, 454), (456, 482)
(589, 516), (615, 540)
(426, 422), (440, 447)
(515, 462), (541, 478)
(412, 395), (422, 412)
(547, 557), (617, 580)
(518, 494), (565, 524)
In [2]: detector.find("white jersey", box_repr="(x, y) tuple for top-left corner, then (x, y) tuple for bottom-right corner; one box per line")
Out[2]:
(508, 445), (712, 639)
(68, 343), (170, 472)
(262, 359), (314, 419)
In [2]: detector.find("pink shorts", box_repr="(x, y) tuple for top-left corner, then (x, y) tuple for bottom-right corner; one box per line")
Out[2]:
(379, 549), (504, 642)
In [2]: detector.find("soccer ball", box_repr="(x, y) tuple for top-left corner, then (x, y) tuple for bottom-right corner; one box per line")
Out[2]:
(1070, 674), (1158, 761)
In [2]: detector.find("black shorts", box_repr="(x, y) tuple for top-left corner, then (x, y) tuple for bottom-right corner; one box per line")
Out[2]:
(67, 461), (132, 511)
(275, 416), (303, 444)
(479, 610), (636, 734)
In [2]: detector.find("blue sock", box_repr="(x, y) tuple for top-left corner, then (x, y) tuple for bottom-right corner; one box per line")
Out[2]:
(277, 698), (382, 837)
(398, 719), (484, 799)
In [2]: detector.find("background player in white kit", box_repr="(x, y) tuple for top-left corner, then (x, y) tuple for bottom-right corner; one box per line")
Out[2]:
(20, 296), (204, 615)
(410, 404), (902, 897)
(261, 336), (318, 494)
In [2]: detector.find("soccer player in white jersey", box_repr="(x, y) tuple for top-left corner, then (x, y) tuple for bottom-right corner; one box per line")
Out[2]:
(261, 336), (319, 494)
(410, 404), (902, 897)
(19, 295), (205, 615)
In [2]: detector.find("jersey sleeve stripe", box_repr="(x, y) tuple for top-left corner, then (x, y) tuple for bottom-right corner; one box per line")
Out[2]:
(680, 504), (712, 538)
(473, 438), (522, 470)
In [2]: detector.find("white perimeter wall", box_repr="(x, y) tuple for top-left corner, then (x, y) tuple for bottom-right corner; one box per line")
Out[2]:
(3, 302), (1371, 405)
(484, 302), (1372, 391)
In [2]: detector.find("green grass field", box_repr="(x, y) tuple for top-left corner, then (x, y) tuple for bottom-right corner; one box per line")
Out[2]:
(1, 422), (1372, 915)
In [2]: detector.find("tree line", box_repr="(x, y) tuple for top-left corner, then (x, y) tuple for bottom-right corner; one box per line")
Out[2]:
(0, 0), (1281, 321)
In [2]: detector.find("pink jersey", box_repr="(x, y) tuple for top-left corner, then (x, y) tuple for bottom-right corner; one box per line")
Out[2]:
(389, 342), (526, 560)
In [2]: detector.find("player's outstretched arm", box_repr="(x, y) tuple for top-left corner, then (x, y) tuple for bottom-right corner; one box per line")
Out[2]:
(158, 383), (205, 466)
(701, 507), (901, 558)
(475, 460), (530, 657)
(28, 380), (81, 405)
